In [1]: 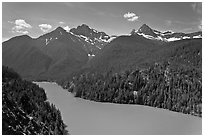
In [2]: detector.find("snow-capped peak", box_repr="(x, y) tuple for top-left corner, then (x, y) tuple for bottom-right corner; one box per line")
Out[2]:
(69, 24), (111, 49)
(132, 24), (202, 42)
(137, 24), (158, 38)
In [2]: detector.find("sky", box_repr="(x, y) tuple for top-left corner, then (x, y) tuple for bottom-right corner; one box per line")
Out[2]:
(2, 2), (202, 41)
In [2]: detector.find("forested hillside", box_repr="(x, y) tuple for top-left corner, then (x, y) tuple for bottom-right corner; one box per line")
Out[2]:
(59, 60), (202, 117)
(2, 66), (69, 135)
(87, 37), (201, 74)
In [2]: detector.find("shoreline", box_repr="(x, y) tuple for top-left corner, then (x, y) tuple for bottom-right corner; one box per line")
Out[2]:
(36, 81), (202, 119)
(36, 82), (202, 135)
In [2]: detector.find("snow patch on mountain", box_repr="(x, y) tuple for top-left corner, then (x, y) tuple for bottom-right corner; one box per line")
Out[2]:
(45, 38), (49, 45)
(132, 24), (202, 42)
(93, 29), (98, 33)
(107, 36), (117, 42)
(137, 33), (155, 39)
(182, 36), (190, 39)
(193, 35), (202, 39)
(70, 24), (111, 46)
(88, 53), (95, 57)
(80, 35), (89, 42)
(166, 37), (181, 42)
(161, 30), (174, 36)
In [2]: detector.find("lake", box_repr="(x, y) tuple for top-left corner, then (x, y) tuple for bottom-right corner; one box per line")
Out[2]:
(35, 82), (202, 135)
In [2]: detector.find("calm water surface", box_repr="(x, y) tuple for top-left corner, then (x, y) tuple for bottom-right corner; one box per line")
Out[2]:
(36, 82), (202, 135)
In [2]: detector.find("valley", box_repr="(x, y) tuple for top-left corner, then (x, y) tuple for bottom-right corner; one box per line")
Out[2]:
(2, 2), (202, 135)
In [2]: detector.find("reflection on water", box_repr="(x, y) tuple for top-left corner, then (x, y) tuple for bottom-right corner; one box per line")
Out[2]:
(36, 82), (202, 135)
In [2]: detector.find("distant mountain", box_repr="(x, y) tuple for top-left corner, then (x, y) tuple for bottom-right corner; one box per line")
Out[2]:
(2, 35), (52, 79)
(137, 24), (158, 37)
(70, 24), (116, 56)
(87, 33), (202, 73)
(131, 24), (202, 42)
(2, 23), (202, 81)
(87, 34), (165, 73)
(2, 27), (89, 80)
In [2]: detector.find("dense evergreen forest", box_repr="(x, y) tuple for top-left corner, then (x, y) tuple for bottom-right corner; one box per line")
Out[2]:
(2, 66), (69, 135)
(59, 61), (202, 117)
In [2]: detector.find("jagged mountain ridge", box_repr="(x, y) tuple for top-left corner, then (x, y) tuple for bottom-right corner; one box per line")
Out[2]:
(36, 25), (115, 56)
(2, 24), (117, 80)
(70, 24), (117, 56)
(87, 34), (202, 74)
(70, 24), (110, 42)
(70, 24), (110, 44)
(2, 23), (202, 80)
(36, 26), (97, 56)
(3, 27), (89, 80)
(131, 24), (202, 42)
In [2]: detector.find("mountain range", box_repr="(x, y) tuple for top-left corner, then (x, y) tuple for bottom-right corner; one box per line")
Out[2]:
(2, 24), (202, 80)
(131, 24), (202, 42)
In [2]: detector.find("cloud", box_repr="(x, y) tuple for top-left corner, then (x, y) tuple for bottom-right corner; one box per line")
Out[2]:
(124, 12), (139, 22)
(15, 30), (28, 34)
(9, 19), (32, 34)
(124, 12), (136, 18)
(15, 19), (32, 28)
(39, 24), (52, 32)
(191, 2), (202, 14)
(12, 27), (29, 34)
(127, 16), (139, 22)
(59, 21), (65, 25)
(63, 26), (70, 32)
